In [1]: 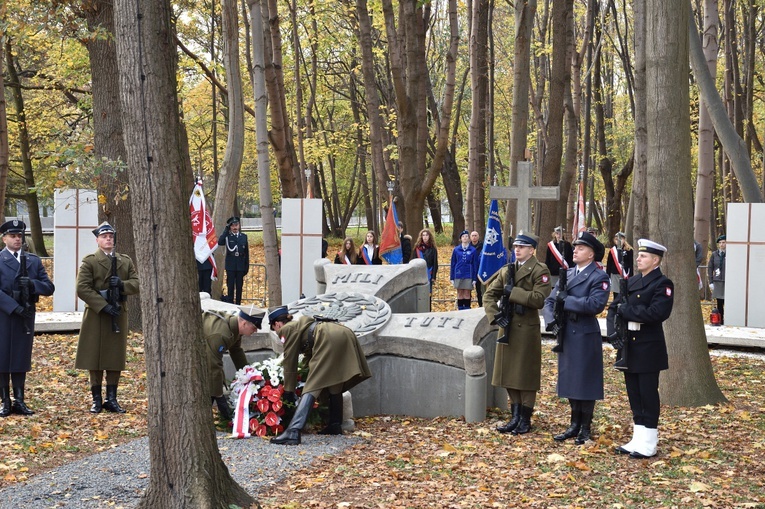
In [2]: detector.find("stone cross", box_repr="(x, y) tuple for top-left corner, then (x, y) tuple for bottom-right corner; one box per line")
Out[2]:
(489, 161), (560, 231)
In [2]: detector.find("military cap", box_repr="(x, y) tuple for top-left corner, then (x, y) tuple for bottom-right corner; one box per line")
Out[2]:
(459, 230), (470, 238)
(226, 217), (240, 226)
(615, 232), (626, 238)
(0, 219), (26, 235)
(92, 221), (116, 237)
(553, 226), (563, 233)
(268, 305), (290, 324)
(573, 231), (605, 261)
(716, 234), (726, 243)
(638, 239), (667, 257)
(238, 305), (265, 328)
(513, 231), (539, 248)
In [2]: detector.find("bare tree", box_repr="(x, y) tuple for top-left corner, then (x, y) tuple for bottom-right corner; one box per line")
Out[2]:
(646, 0), (725, 406)
(0, 25), (8, 224)
(112, 0), (257, 506)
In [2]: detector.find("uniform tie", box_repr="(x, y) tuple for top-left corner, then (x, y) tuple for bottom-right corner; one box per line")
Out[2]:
(13, 251), (18, 259)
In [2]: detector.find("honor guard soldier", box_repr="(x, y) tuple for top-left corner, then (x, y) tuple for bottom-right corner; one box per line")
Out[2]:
(0, 220), (55, 417)
(75, 222), (140, 414)
(203, 305), (264, 420)
(218, 217), (249, 304)
(544, 231), (610, 445)
(609, 239), (673, 459)
(483, 232), (552, 435)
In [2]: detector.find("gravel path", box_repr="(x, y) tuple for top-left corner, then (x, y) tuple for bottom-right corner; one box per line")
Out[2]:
(0, 433), (360, 509)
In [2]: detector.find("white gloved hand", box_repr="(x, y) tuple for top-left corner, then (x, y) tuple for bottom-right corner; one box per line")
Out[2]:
(709, 283), (714, 291)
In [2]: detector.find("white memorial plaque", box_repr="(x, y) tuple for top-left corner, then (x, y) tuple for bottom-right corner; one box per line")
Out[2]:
(53, 189), (99, 312)
(725, 203), (765, 328)
(280, 198), (323, 303)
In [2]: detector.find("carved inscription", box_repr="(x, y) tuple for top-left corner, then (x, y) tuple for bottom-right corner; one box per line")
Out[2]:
(331, 273), (386, 285)
(403, 316), (466, 329)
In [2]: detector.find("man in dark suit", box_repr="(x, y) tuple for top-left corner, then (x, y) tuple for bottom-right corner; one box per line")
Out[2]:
(608, 239), (673, 459)
(218, 217), (249, 304)
(0, 220), (55, 417)
(543, 231), (610, 445)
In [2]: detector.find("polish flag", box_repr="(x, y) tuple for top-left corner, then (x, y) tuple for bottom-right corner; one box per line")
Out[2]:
(189, 180), (218, 278)
(571, 179), (586, 239)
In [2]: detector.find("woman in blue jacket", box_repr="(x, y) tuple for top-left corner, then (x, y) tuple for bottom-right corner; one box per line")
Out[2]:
(450, 230), (480, 310)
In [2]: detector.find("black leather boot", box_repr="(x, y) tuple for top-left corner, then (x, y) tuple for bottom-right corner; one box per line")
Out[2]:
(12, 386), (34, 415)
(554, 401), (581, 441)
(90, 386), (103, 414)
(511, 406), (534, 435)
(0, 387), (11, 417)
(102, 385), (126, 413)
(496, 403), (521, 433)
(215, 396), (233, 421)
(575, 409), (594, 445)
(318, 393), (344, 435)
(271, 394), (316, 445)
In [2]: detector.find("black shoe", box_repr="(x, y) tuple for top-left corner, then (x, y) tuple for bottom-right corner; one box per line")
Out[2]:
(271, 394), (316, 445)
(551, 342), (563, 353)
(90, 385), (103, 414)
(0, 387), (12, 417)
(496, 403), (521, 433)
(511, 406), (534, 435)
(318, 393), (343, 435)
(12, 386), (34, 416)
(215, 396), (233, 421)
(574, 409), (594, 445)
(553, 423), (581, 441)
(102, 385), (126, 414)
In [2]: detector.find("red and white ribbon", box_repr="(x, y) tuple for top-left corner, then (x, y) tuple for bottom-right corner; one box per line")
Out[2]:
(231, 381), (257, 438)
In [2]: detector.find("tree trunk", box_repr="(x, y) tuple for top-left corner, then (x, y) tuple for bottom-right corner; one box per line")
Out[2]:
(112, 0), (257, 506)
(250, 0), (283, 305)
(83, 0), (142, 331)
(693, 0), (719, 263)
(0, 30), (8, 224)
(211, 0), (247, 300)
(629, 0), (649, 240)
(467, 0), (488, 232)
(646, 0), (726, 406)
(5, 40), (47, 257)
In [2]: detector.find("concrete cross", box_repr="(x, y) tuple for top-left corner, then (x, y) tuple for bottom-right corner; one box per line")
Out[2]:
(489, 161), (560, 232)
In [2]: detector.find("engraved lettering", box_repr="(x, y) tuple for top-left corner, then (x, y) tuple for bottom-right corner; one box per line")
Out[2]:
(372, 274), (384, 285)
(351, 273), (362, 283)
(437, 317), (450, 328)
(451, 318), (464, 329)
(420, 317), (434, 327)
(404, 317), (417, 327)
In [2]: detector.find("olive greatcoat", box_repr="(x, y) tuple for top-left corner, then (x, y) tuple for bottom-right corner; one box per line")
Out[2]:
(202, 311), (249, 397)
(0, 248), (55, 372)
(543, 262), (610, 400)
(74, 250), (139, 371)
(279, 315), (371, 395)
(484, 256), (552, 391)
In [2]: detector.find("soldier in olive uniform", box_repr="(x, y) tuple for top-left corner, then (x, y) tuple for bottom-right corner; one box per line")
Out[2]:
(543, 231), (610, 445)
(218, 217), (249, 304)
(608, 239), (673, 459)
(0, 220), (55, 417)
(75, 222), (140, 414)
(269, 306), (372, 445)
(484, 232), (552, 435)
(203, 306), (263, 420)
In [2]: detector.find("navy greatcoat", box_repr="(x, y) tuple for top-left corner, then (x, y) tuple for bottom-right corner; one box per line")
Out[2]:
(0, 248), (55, 372)
(543, 262), (610, 400)
(219, 231), (250, 272)
(606, 268), (673, 373)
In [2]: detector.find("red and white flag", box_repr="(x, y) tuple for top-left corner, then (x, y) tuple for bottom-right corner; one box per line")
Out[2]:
(189, 180), (218, 279)
(571, 179), (586, 239)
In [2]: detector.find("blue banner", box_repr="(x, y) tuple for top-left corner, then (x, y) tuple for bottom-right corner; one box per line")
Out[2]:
(478, 200), (508, 283)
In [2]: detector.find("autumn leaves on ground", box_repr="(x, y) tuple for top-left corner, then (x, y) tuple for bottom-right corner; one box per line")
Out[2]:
(1, 242), (763, 507)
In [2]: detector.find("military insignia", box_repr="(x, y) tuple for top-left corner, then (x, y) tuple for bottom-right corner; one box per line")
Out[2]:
(12, 220), (19, 227)
(541, 275), (549, 283)
(280, 335), (286, 344)
(601, 282), (609, 290)
(665, 287), (672, 297)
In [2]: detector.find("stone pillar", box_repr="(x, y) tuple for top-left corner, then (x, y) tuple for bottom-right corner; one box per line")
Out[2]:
(463, 345), (487, 423)
(314, 258), (330, 295)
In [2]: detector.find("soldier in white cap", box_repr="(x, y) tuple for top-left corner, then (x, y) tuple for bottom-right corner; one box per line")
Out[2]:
(609, 238), (673, 459)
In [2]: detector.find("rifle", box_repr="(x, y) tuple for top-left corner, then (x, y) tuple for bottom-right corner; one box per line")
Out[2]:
(99, 254), (122, 334)
(495, 264), (516, 344)
(611, 277), (630, 370)
(13, 240), (33, 334)
(550, 267), (568, 352)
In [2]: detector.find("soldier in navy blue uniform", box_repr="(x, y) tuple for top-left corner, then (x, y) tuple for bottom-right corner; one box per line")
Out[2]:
(0, 220), (55, 417)
(218, 217), (249, 304)
(608, 239), (673, 459)
(543, 231), (610, 445)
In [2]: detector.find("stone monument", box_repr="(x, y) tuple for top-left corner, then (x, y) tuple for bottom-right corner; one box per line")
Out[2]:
(280, 198), (323, 303)
(724, 203), (765, 327)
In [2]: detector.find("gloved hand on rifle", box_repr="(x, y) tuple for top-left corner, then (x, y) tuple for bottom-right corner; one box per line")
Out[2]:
(18, 276), (33, 291)
(282, 391), (298, 405)
(555, 289), (568, 304)
(13, 306), (34, 319)
(503, 281), (514, 295)
(608, 332), (624, 350)
(546, 320), (561, 336)
(109, 276), (123, 290)
(492, 313), (510, 329)
(102, 304), (121, 317)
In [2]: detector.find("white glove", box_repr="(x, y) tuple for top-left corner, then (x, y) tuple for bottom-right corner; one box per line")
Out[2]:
(709, 283), (714, 291)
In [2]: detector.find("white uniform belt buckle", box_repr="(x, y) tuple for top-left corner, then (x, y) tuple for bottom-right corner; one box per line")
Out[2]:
(234, 252), (240, 257)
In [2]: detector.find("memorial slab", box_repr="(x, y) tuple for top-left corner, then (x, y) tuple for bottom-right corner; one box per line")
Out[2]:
(281, 198), (323, 303)
(725, 203), (765, 328)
